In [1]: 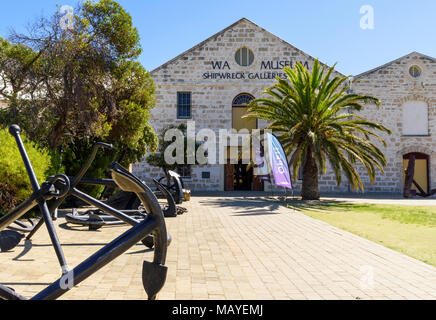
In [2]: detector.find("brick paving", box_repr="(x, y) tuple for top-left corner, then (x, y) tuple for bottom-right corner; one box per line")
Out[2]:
(1, 194), (436, 300)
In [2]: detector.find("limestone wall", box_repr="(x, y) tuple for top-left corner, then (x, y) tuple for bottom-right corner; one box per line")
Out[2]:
(292, 53), (436, 194)
(133, 18), (334, 191)
(133, 18), (436, 195)
(351, 53), (436, 193)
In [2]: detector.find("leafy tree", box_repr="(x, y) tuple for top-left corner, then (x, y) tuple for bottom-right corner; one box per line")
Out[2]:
(0, 0), (158, 196)
(244, 60), (391, 200)
(147, 124), (205, 186)
(0, 128), (52, 214)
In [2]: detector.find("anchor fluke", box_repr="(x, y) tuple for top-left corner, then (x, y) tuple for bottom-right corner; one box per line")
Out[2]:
(142, 261), (168, 300)
(0, 230), (24, 252)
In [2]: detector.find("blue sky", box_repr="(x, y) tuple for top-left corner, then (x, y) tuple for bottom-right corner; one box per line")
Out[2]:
(1, 0), (435, 75)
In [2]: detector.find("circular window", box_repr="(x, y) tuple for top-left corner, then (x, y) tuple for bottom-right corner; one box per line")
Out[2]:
(235, 47), (254, 67)
(409, 65), (422, 78)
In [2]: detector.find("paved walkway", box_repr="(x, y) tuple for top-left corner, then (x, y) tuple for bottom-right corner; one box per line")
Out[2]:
(1, 194), (436, 300)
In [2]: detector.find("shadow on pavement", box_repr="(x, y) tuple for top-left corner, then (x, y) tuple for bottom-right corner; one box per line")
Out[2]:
(287, 199), (359, 212)
(199, 196), (283, 216)
(196, 192), (361, 215)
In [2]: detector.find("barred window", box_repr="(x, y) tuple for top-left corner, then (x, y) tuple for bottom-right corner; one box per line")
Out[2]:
(235, 47), (254, 67)
(177, 165), (192, 178)
(177, 92), (191, 119)
(409, 65), (422, 78)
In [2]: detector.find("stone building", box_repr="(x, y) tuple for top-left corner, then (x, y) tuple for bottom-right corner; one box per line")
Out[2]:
(351, 52), (436, 194)
(132, 18), (436, 195)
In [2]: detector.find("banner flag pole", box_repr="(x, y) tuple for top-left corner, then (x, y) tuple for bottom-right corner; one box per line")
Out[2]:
(252, 132), (293, 201)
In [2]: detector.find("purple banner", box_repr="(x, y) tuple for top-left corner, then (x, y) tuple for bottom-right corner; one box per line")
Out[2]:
(266, 133), (292, 190)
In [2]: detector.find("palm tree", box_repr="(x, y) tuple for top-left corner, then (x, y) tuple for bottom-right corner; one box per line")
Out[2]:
(244, 59), (391, 200)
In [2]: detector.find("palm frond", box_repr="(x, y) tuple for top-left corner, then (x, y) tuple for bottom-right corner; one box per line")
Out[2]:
(245, 59), (391, 193)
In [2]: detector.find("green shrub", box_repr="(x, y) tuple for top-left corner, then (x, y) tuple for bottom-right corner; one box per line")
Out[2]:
(0, 127), (52, 214)
(61, 139), (114, 200)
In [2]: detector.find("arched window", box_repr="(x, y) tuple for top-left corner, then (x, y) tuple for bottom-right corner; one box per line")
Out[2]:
(232, 93), (256, 131)
(402, 101), (428, 136)
(232, 93), (254, 107)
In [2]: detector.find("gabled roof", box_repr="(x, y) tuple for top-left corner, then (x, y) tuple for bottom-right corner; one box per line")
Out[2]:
(354, 51), (436, 79)
(151, 18), (343, 76)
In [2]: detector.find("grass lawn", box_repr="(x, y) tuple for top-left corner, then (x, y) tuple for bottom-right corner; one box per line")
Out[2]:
(287, 200), (436, 267)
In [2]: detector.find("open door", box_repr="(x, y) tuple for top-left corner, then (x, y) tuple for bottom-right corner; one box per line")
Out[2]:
(225, 161), (235, 191)
(403, 153), (429, 194)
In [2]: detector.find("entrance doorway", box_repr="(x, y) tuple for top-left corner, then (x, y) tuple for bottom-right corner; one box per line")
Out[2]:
(403, 152), (429, 194)
(225, 160), (264, 191)
(224, 93), (264, 192)
(234, 161), (253, 191)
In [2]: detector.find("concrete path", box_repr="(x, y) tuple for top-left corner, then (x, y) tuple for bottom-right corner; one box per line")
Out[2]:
(1, 194), (436, 300)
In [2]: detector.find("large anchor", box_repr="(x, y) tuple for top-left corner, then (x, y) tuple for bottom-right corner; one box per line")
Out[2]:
(0, 125), (168, 300)
(158, 170), (185, 205)
(4, 137), (175, 245)
(61, 169), (176, 250)
(108, 163), (168, 300)
(64, 176), (178, 231)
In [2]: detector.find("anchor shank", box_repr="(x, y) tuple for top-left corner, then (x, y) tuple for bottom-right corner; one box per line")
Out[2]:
(31, 216), (158, 300)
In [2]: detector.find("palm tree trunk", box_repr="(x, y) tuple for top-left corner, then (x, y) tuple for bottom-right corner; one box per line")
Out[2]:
(301, 151), (320, 200)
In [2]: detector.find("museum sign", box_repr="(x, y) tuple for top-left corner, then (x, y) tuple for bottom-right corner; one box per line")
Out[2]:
(203, 60), (310, 80)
